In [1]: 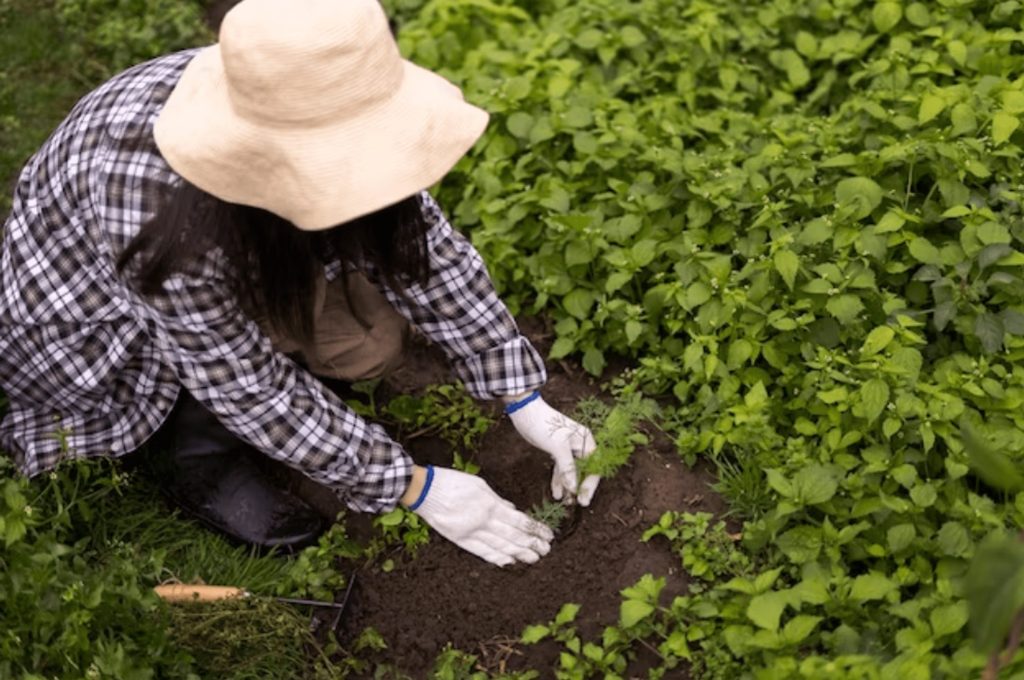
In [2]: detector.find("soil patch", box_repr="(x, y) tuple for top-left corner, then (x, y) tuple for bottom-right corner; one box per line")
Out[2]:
(294, 324), (726, 677)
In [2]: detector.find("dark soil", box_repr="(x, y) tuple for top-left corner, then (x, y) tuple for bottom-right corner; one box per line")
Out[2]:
(290, 322), (726, 678)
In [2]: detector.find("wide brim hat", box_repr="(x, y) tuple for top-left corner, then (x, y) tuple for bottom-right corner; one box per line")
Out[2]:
(154, 0), (489, 230)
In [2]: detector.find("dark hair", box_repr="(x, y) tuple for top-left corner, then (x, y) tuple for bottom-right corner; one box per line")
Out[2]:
(117, 182), (431, 347)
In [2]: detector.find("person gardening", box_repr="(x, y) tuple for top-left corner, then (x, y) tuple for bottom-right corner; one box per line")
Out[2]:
(0, 0), (600, 566)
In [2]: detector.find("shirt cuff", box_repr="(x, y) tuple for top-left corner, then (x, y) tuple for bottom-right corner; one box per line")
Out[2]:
(453, 335), (548, 400)
(338, 424), (414, 513)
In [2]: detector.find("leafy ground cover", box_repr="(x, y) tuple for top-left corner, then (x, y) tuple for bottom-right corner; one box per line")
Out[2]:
(384, 0), (1024, 676)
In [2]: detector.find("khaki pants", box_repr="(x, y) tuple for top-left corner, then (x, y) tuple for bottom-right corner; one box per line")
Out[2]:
(257, 271), (409, 381)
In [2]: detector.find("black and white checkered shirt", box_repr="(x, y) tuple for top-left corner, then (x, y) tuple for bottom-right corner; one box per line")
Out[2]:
(0, 50), (546, 512)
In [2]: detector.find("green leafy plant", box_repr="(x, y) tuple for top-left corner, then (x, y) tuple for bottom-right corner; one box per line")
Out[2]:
(384, 383), (494, 453)
(430, 645), (541, 679)
(369, 506), (431, 570)
(527, 498), (568, 532)
(382, 0), (1024, 674)
(55, 0), (211, 86)
(0, 456), (379, 679)
(642, 511), (750, 582)
(711, 452), (776, 519)
(521, 577), (691, 679)
(1, 0), (209, 212)
(278, 519), (362, 602)
(0, 460), (194, 679)
(572, 389), (659, 479)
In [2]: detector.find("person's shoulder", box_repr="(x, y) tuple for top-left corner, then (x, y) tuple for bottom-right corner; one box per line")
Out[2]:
(82, 48), (205, 119)
(418, 191), (445, 221)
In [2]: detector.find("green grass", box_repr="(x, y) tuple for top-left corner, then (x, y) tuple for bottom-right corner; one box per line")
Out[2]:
(0, 0), (88, 211)
(0, 0), (213, 212)
(84, 471), (299, 591)
(2, 455), (360, 679)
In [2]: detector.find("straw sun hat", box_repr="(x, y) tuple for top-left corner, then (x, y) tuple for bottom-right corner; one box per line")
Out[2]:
(154, 0), (489, 230)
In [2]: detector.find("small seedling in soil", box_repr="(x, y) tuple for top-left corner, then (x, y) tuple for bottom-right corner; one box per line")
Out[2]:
(528, 498), (568, 532)
(368, 507), (430, 570)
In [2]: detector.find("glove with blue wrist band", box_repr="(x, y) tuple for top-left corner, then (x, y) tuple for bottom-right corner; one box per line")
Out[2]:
(505, 391), (600, 506)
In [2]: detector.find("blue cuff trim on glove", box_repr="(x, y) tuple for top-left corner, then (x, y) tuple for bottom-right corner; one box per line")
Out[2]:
(504, 390), (541, 415)
(407, 465), (435, 511)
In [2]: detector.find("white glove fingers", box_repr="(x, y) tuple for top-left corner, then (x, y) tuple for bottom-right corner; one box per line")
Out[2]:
(551, 464), (577, 500)
(551, 474), (564, 501)
(493, 504), (555, 543)
(460, 538), (515, 567)
(576, 428), (597, 457)
(578, 474), (601, 507)
(479, 532), (545, 564)
(490, 522), (551, 557)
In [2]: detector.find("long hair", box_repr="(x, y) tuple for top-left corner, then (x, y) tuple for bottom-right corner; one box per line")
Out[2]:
(117, 182), (431, 346)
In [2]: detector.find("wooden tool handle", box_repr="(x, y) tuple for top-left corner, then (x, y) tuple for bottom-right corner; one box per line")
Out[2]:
(154, 584), (248, 602)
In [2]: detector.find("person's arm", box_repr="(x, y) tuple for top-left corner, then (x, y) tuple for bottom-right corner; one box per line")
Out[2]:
(134, 252), (412, 513)
(365, 192), (548, 400)
(367, 194), (600, 506)
(399, 465), (429, 507)
(135, 257), (552, 565)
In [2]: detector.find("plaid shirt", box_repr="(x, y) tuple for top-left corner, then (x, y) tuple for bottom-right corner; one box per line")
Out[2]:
(0, 49), (546, 513)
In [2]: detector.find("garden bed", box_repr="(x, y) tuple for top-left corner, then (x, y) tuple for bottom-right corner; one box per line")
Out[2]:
(290, 325), (724, 676)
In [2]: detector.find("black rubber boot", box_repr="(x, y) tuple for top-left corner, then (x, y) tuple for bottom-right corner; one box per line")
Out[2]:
(148, 391), (324, 553)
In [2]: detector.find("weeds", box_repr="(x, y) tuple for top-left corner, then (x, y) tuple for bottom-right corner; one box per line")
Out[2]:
(384, 383), (493, 452)
(343, 381), (493, 472)
(0, 456), (380, 679)
(711, 452), (775, 520)
(369, 507), (431, 571)
(165, 597), (336, 680)
(642, 511), (750, 583)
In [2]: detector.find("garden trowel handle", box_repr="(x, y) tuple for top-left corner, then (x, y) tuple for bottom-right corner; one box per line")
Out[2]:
(153, 584), (249, 602)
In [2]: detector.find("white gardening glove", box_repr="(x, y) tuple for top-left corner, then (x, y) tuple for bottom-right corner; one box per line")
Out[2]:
(506, 392), (600, 506)
(409, 466), (553, 567)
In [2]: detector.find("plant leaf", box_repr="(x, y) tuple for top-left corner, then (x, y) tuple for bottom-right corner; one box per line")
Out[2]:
(836, 177), (883, 220)
(966, 532), (1024, 653)
(974, 313), (1005, 353)
(961, 420), (1024, 492)
(859, 379), (890, 423)
(849, 572), (897, 602)
(773, 249), (800, 290)
(993, 111), (1020, 145)
(620, 599), (655, 628)
(747, 592), (788, 631)
(931, 602), (969, 638)
(860, 326), (895, 356)
(793, 464), (838, 504)
(918, 94), (946, 124)
(872, 2), (902, 32)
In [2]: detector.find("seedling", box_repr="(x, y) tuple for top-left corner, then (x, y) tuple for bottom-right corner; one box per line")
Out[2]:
(572, 390), (660, 479)
(368, 506), (430, 568)
(527, 498), (569, 532)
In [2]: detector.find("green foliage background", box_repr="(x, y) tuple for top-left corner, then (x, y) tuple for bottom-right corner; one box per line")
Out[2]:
(386, 0), (1024, 676)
